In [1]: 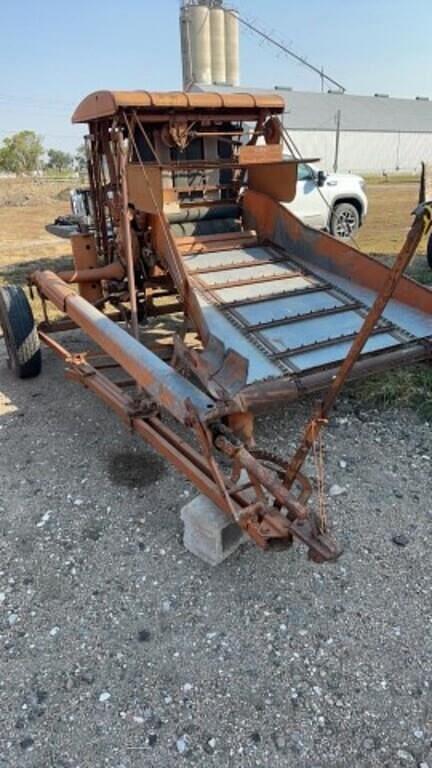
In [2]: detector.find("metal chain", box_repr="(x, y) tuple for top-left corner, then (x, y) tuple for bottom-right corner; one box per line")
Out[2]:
(311, 420), (327, 534)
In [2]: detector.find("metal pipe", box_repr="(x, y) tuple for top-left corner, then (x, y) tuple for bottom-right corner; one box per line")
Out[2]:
(32, 270), (215, 425)
(58, 261), (125, 284)
(118, 136), (140, 341)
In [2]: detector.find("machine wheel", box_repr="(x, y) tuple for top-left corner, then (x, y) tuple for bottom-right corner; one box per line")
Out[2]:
(330, 202), (360, 239)
(427, 232), (432, 270)
(0, 285), (41, 378)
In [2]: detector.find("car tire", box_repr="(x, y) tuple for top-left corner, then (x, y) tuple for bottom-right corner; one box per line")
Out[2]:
(427, 232), (432, 270)
(330, 202), (360, 239)
(0, 285), (42, 378)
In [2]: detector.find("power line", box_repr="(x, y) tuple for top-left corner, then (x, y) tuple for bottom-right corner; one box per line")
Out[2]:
(237, 15), (346, 93)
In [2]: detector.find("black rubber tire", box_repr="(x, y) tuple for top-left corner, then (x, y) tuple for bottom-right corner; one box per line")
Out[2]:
(0, 285), (41, 378)
(330, 202), (360, 239)
(427, 232), (432, 270)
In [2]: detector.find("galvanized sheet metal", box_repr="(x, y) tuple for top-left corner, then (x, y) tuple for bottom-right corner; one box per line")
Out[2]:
(184, 244), (420, 383)
(314, 267), (432, 340)
(235, 292), (344, 325)
(279, 250), (432, 340)
(199, 261), (298, 286)
(195, 291), (282, 383)
(260, 310), (366, 352)
(289, 333), (400, 371)
(184, 246), (278, 271)
(215, 276), (314, 303)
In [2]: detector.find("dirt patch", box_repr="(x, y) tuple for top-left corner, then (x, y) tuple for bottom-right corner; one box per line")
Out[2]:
(357, 181), (425, 257)
(108, 450), (167, 488)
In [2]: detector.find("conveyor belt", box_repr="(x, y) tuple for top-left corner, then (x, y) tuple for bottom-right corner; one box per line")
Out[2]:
(182, 244), (431, 384)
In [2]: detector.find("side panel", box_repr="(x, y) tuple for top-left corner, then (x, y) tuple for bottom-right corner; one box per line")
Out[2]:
(71, 234), (102, 303)
(248, 162), (297, 203)
(243, 189), (432, 317)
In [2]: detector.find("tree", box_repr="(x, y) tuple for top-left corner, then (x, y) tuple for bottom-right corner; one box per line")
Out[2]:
(46, 148), (74, 173)
(0, 131), (44, 174)
(74, 143), (87, 174)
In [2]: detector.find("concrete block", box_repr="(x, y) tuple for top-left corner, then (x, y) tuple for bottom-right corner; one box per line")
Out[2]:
(181, 494), (247, 566)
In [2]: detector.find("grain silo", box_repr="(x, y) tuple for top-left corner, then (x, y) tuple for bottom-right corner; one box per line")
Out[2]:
(210, 5), (226, 84)
(224, 8), (240, 87)
(180, 2), (212, 86)
(179, 10), (193, 88)
(180, 1), (240, 88)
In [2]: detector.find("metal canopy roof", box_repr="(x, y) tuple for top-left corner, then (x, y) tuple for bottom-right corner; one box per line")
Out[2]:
(72, 90), (285, 124)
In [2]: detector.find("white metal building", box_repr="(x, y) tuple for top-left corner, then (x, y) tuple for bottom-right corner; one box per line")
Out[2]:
(194, 84), (432, 175)
(276, 88), (432, 174)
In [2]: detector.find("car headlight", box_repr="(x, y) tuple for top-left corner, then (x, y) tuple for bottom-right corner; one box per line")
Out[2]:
(359, 179), (367, 191)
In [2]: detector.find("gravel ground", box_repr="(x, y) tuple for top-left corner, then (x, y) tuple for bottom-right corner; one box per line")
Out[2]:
(1, 334), (431, 768)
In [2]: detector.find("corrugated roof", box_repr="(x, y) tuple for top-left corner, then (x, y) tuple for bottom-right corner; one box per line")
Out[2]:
(72, 90), (285, 123)
(195, 84), (432, 134)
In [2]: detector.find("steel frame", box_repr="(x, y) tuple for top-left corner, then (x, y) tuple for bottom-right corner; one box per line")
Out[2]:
(23, 94), (432, 564)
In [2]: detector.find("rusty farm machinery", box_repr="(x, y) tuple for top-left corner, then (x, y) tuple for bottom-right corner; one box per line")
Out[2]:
(1, 90), (431, 563)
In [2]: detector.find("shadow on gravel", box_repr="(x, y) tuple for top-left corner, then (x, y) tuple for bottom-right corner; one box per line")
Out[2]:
(108, 451), (166, 488)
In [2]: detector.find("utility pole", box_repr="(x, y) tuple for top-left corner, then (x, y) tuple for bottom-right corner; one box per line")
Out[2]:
(333, 109), (341, 173)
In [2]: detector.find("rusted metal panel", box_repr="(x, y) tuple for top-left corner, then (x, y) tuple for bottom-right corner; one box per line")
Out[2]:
(238, 144), (282, 165)
(72, 90), (285, 123)
(127, 164), (163, 213)
(71, 234), (102, 303)
(248, 162), (298, 203)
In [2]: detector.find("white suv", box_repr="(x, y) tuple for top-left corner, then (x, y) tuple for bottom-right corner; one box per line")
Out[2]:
(286, 162), (368, 239)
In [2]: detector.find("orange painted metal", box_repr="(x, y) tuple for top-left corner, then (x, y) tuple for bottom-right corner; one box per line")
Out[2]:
(32, 270), (215, 425)
(72, 90), (285, 123)
(58, 261), (125, 284)
(70, 233), (102, 302)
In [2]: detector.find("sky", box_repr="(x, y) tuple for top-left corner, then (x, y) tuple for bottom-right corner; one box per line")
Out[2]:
(0, 0), (431, 155)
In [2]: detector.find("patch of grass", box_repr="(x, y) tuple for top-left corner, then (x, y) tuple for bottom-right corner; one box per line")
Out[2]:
(409, 262), (432, 286)
(350, 364), (432, 420)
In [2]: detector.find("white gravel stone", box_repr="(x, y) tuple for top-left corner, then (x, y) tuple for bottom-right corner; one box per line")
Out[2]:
(36, 511), (52, 528)
(99, 692), (111, 703)
(329, 484), (346, 497)
(176, 735), (189, 754)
